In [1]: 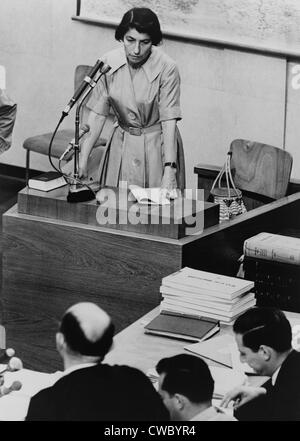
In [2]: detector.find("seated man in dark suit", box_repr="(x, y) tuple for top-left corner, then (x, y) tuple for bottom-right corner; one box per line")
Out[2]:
(156, 354), (236, 421)
(26, 302), (169, 421)
(221, 307), (300, 421)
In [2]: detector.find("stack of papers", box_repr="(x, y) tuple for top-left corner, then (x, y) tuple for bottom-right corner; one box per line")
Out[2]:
(160, 267), (256, 323)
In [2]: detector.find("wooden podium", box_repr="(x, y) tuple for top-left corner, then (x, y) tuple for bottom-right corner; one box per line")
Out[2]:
(17, 186), (219, 239)
(1, 186), (219, 371)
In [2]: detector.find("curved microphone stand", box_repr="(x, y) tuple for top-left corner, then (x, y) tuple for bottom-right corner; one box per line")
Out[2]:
(67, 64), (111, 203)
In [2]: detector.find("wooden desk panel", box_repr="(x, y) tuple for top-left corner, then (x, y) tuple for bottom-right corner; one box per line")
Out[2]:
(2, 205), (183, 371)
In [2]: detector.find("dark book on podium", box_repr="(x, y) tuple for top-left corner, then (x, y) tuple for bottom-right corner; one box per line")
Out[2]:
(28, 171), (67, 191)
(144, 311), (220, 342)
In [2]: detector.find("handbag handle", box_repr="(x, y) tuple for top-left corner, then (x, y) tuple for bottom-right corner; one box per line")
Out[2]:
(211, 151), (240, 198)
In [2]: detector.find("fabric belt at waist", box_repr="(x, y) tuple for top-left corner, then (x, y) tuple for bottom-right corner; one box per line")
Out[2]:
(118, 122), (161, 136)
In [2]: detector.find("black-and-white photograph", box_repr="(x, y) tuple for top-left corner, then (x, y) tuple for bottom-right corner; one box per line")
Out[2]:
(0, 0), (299, 427)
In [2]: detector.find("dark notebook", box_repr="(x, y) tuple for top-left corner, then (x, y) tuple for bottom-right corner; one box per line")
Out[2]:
(144, 312), (220, 342)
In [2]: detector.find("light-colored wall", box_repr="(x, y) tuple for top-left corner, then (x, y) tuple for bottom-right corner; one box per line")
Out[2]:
(0, 0), (298, 191)
(286, 62), (300, 179)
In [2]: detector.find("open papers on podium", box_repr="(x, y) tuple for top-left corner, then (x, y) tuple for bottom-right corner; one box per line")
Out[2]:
(160, 267), (256, 323)
(129, 185), (170, 205)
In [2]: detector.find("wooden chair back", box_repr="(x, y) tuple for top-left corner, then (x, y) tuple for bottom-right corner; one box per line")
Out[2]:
(230, 139), (293, 209)
(74, 65), (92, 90)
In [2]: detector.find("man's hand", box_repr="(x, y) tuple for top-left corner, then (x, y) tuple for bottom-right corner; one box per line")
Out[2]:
(160, 167), (179, 199)
(220, 386), (267, 409)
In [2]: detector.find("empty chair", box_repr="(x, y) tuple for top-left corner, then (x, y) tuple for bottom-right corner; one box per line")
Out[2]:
(196, 139), (293, 211)
(229, 139), (293, 210)
(23, 65), (113, 185)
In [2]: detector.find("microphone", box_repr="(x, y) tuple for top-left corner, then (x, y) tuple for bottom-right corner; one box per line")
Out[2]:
(63, 59), (104, 116)
(7, 357), (23, 372)
(100, 63), (111, 75)
(0, 380), (22, 397)
(59, 124), (90, 161)
(0, 348), (15, 364)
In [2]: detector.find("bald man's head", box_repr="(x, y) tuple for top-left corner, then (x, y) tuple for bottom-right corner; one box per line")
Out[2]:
(59, 302), (115, 358)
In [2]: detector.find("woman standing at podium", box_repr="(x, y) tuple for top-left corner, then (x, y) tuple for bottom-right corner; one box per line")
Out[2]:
(79, 7), (185, 199)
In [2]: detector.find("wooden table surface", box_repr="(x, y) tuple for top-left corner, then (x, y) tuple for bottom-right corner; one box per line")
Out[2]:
(105, 306), (300, 376)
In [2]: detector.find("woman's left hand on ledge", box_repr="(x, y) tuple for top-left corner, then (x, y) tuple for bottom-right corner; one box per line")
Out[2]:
(160, 167), (179, 200)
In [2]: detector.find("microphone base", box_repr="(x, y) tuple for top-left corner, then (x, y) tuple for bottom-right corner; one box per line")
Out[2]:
(67, 184), (95, 203)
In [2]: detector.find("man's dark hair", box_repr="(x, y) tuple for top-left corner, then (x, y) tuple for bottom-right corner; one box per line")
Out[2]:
(233, 307), (292, 352)
(156, 354), (214, 403)
(115, 8), (163, 45)
(59, 312), (115, 358)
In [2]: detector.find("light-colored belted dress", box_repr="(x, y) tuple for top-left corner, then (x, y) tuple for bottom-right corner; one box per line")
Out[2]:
(86, 46), (185, 189)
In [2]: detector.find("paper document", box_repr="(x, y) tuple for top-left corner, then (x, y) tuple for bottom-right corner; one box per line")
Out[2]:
(0, 369), (63, 421)
(185, 333), (255, 374)
(210, 365), (246, 399)
(129, 185), (170, 205)
(3, 368), (63, 396)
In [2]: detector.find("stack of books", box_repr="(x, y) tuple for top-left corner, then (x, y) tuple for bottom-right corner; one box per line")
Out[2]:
(159, 267), (256, 323)
(243, 232), (300, 312)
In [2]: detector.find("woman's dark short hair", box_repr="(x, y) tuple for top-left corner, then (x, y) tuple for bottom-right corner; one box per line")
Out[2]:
(115, 8), (163, 45)
(233, 307), (292, 352)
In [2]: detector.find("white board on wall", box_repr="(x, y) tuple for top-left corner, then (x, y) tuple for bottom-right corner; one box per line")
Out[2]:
(79, 0), (300, 54)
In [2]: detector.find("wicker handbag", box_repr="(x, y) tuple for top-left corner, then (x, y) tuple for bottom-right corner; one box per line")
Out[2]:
(210, 151), (247, 223)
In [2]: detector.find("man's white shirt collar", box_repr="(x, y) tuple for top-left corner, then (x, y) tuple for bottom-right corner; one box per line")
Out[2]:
(271, 365), (281, 385)
(62, 362), (98, 377)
